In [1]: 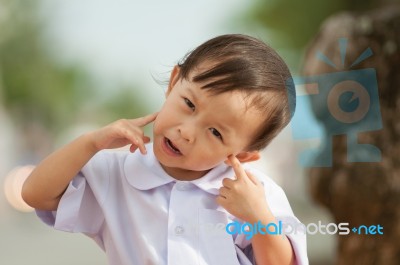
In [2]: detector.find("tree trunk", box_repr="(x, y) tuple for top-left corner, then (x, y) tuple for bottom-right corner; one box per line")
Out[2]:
(301, 5), (400, 265)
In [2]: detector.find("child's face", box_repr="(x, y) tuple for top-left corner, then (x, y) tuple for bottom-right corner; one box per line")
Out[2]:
(153, 65), (262, 180)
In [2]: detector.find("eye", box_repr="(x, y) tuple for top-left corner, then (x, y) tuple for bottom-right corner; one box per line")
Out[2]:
(209, 128), (223, 141)
(184, 98), (195, 111)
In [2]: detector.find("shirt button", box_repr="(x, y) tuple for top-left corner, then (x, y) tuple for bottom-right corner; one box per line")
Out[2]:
(175, 225), (185, 235)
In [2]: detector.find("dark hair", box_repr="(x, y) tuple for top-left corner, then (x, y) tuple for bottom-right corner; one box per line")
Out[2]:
(177, 34), (296, 150)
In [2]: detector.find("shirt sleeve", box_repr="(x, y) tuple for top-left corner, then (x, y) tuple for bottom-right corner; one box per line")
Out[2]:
(36, 151), (111, 236)
(234, 168), (309, 265)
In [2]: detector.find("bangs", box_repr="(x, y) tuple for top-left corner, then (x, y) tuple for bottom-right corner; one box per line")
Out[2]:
(192, 58), (253, 94)
(188, 58), (284, 95)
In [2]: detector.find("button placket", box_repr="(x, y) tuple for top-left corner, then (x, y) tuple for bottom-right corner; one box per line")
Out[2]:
(167, 181), (197, 264)
(173, 182), (188, 236)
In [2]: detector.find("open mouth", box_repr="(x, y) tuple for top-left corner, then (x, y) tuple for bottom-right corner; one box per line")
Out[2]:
(165, 138), (182, 155)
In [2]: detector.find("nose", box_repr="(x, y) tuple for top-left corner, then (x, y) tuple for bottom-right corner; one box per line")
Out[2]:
(178, 124), (195, 143)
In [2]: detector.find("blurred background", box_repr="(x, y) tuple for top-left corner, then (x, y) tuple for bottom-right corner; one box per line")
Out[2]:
(1, 0), (399, 264)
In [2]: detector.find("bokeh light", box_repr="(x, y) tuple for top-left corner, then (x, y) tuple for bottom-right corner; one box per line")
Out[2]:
(4, 165), (35, 212)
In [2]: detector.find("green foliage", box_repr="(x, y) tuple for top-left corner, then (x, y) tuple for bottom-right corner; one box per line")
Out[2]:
(0, 0), (92, 132)
(0, 0), (146, 134)
(244, 0), (378, 50)
(100, 86), (149, 122)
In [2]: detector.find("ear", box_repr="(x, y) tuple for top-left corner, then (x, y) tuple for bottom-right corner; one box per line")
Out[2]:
(225, 151), (261, 165)
(236, 151), (261, 163)
(166, 65), (181, 97)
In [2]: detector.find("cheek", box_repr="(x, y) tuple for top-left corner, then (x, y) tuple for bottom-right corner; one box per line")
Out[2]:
(193, 145), (228, 164)
(152, 116), (162, 134)
(190, 156), (226, 171)
(153, 102), (176, 133)
(153, 108), (168, 134)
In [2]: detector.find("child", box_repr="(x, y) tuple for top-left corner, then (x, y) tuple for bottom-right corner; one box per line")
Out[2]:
(22, 34), (308, 265)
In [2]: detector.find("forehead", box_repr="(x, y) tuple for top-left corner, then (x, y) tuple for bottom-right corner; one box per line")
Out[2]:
(201, 89), (252, 118)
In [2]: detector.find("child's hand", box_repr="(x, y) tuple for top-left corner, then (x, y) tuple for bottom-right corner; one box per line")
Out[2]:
(89, 112), (158, 154)
(216, 155), (270, 223)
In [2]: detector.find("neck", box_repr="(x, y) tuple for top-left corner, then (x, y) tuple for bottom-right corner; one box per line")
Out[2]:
(159, 164), (211, 181)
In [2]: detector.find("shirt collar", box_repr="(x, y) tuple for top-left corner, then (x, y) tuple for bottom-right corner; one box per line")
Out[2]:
(123, 144), (175, 190)
(191, 164), (235, 195)
(123, 143), (236, 195)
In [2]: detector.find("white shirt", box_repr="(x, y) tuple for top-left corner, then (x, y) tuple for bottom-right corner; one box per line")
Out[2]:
(37, 144), (308, 265)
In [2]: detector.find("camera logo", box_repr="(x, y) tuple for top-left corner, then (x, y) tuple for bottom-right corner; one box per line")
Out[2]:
(289, 38), (383, 167)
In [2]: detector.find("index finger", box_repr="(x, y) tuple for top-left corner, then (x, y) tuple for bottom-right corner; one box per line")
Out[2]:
(228, 155), (247, 181)
(135, 112), (158, 127)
